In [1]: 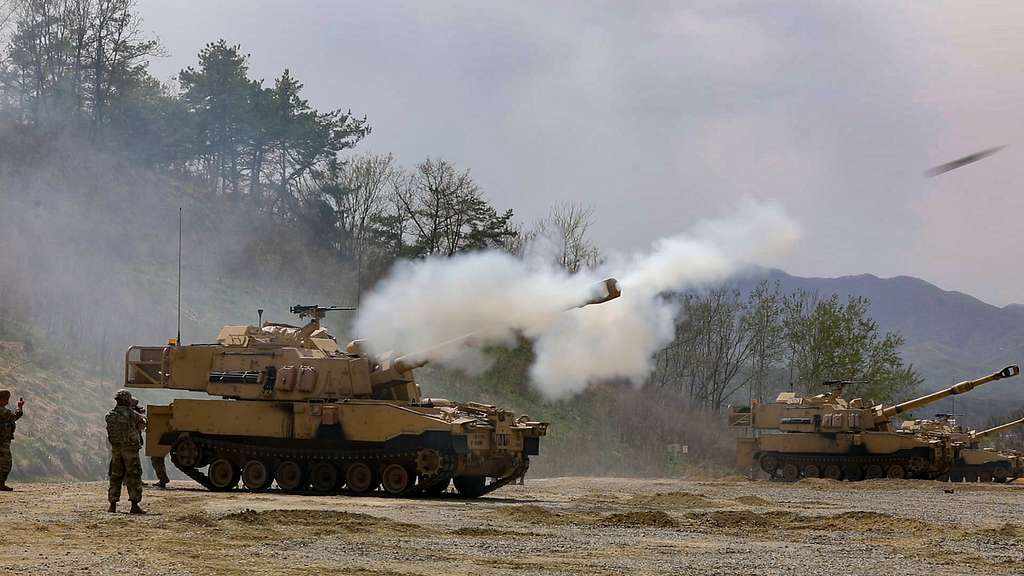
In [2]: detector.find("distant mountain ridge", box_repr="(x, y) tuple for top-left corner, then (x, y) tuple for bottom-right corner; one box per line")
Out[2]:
(736, 269), (1024, 424)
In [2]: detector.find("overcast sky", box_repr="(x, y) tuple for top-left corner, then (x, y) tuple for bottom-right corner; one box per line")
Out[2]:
(139, 1), (1024, 305)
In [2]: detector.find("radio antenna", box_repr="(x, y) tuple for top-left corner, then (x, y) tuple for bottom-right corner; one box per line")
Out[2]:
(177, 207), (182, 346)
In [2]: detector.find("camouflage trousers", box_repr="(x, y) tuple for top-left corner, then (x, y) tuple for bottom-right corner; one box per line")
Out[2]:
(0, 442), (11, 485)
(108, 446), (143, 503)
(151, 456), (169, 484)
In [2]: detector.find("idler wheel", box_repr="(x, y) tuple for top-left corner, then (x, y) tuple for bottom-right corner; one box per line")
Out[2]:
(822, 464), (843, 480)
(453, 475), (487, 498)
(864, 464), (884, 479)
(802, 464), (821, 479)
(171, 436), (202, 469)
(276, 460), (306, 491)
(241, 460), (273, 491)
(311, 462), (340, 493)
(759, 455), (780, 477)
(844, 464), (864, 482)
(780, 463), (801, 482)
(208, 458), (239, 491)
(885, 464), (906, 479)
(345, 462), (377, 494)
(381, 463), (412, 495)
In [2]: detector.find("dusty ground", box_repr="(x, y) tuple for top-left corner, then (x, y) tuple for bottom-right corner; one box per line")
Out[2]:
(1, 476), (1023, 575)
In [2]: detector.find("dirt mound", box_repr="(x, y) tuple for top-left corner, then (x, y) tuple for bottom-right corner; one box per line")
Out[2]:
(802, 511), (936, 534)
(222, 509), (426, 534)
(600, 511), (678, 528)
(629, 491), (719, 508)
(451, 526), (524, 537)
(733, 495), (772, 506)
(176, 511), (218, 527)
(974, 523), (1024, 538)
(691, 510), (798, 530)
(689, 510), (936, 534)
(492, 505), (576, 525)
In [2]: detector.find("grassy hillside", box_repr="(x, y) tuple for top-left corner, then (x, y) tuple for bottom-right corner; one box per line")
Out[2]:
(0, 339), (111, 481)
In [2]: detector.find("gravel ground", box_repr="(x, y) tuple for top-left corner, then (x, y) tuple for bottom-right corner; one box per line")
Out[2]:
(0, 476), (1022, 575)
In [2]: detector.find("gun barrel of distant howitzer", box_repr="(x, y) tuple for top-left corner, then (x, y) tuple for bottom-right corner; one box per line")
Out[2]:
(973, 416), (1024, 439)
(875, 365), (1020, 421)
(390, 278), (621, 374)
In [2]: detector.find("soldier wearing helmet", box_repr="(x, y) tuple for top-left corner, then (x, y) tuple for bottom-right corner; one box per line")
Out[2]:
(105, 389), (147, 514)
(0, 389), (24, 491)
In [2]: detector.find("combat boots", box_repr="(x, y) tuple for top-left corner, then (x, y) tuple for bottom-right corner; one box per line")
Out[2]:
(107, 502), (116, 513)
(129, 502), (146, 515)
(0, 485), (12, 491)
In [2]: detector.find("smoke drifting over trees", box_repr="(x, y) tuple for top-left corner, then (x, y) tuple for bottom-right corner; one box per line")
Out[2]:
(0, 1), (923, 479)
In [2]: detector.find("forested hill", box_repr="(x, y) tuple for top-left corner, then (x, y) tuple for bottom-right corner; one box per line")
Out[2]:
(737, 269), (1024, 416)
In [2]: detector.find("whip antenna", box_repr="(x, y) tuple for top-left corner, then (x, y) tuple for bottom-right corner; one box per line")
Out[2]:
(177, 207), (182, 345)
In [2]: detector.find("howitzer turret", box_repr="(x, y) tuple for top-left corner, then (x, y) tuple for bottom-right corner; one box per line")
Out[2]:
(728, 365), (1021, 482)
(124, 278), (620, 498)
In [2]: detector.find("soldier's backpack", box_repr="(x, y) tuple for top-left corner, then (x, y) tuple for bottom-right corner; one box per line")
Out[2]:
(105, 409), (134, 446)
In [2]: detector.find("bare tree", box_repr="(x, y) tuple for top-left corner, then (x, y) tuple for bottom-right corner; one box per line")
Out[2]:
(335, 152), (396, 295)
(534, 201), (601, 272)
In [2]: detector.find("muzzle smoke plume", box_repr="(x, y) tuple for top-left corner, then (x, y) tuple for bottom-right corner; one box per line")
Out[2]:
(354, 199), (800, 399)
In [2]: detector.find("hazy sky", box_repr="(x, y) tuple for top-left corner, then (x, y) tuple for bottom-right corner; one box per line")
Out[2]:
(139, 1), (1024, 305)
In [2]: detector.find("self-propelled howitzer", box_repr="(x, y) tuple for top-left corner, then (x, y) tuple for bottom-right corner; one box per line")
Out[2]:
(728, 366), (1020, 482)
(125, 278), (621, 497)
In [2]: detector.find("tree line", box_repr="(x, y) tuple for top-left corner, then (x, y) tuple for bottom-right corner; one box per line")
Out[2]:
(649, 282), (922, 410)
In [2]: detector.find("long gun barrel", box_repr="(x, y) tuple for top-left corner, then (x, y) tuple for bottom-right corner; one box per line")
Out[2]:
(874, 365), (1020, 422)
(973, 415), (1024, 440)
(390, 278), (621, 373)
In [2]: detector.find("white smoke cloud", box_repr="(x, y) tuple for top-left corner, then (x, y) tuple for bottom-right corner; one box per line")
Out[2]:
(354, 199), (800, 399)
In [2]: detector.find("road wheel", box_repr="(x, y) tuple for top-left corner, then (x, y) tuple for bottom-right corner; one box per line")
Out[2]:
(885, 464), (906, 479)
(208, 458), (239, 491)
(171, 435), (202, 468)
(311, 462), (340, 493)
(864, 464), (884, 479)
(802, 464), (821, 479)
(759, 455), (779, 476)
(453, 475), (487, 498)
(963, 470), (979, 483)
(995, 461), (1011, 479)
(241, 460), (272, 491)
(844, 464), (864, 482)
(381, 463), (412, 495)
(823, 463), (843, 480)
(949, 471), (964, 483)
(978, 470), (994, 483)
(276, 460), (306, 491)
(345, 462), (377, 494)
(422, 477), (451, 496)
(780, 463), (801, 482)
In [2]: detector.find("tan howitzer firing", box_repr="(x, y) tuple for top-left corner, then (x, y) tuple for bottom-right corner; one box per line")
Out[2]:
(873, 365), (1020, 423)
(390, 278), (621, 374)
(973, 416), (1024, 440)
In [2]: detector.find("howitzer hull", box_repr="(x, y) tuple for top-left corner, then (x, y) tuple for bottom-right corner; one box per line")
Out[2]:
(940, 449), (1022, 483)
(741, 431), (957, 482)
(145, 398), (544, 497)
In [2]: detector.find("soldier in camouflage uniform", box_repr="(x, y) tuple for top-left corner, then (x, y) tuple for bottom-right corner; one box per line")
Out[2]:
(106, 389), (147, 514)
(0, 390), (25, 491)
